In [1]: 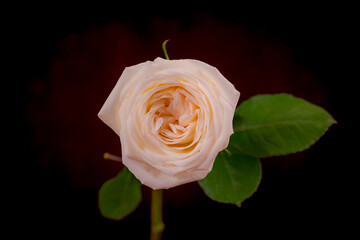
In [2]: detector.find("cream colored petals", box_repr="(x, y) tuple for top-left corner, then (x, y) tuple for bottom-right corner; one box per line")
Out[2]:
(98, 58), (240, 189)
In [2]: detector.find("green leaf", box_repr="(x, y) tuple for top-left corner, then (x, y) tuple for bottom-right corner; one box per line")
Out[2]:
(231, 94), (336, 158)
(198, 151), (261, 207)
(99, 167), (142, 220)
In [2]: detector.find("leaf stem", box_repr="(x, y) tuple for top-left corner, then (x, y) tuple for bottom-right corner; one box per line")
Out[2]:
(162, 40), (170, 60)
(224, 148), (232, 156)
(103, 152), (122, 162)
(150, 189), (165, 240)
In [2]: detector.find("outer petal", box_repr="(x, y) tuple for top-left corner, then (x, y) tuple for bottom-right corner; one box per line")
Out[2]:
(97, 61), (149, 136)
(123, 155), (209, 190)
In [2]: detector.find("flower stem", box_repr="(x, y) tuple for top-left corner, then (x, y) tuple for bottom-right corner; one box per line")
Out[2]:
(149, 40), (168, 240)
(162, 40), (170, 60)
(150, 189), (165, 240)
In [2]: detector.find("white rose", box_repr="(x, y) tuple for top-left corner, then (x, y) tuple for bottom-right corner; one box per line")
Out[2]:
(98, 57), (240, 189)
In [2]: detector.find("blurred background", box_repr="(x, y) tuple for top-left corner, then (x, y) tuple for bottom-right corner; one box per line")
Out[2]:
(9, 3), (355, 239)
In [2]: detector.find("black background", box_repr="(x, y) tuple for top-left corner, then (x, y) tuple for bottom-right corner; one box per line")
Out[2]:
(7, 3), (355, 239)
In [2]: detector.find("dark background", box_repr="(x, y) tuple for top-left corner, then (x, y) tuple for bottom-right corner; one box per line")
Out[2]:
(8, 3), (355, 239)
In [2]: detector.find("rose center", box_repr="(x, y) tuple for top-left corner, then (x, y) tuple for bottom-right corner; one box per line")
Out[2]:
(147, 87), (199, 146)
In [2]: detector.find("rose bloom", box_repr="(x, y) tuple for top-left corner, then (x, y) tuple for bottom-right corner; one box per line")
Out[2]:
(98, 57), (240, 189)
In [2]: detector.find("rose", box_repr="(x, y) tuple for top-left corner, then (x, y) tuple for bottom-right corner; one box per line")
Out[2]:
(98, 57), (240, 189)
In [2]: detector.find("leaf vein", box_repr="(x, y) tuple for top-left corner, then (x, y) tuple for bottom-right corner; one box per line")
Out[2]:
(236, 119), (322, 132)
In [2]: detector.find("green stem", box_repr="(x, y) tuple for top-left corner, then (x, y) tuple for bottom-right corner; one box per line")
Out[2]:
(150, 190), (165, 240)
(224, 148), (232, 157)
(162, 40), (170, 60)
(149, 40), (169, 240)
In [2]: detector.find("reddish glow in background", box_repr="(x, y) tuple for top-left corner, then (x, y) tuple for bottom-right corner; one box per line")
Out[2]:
(14, 7), (352, 239)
